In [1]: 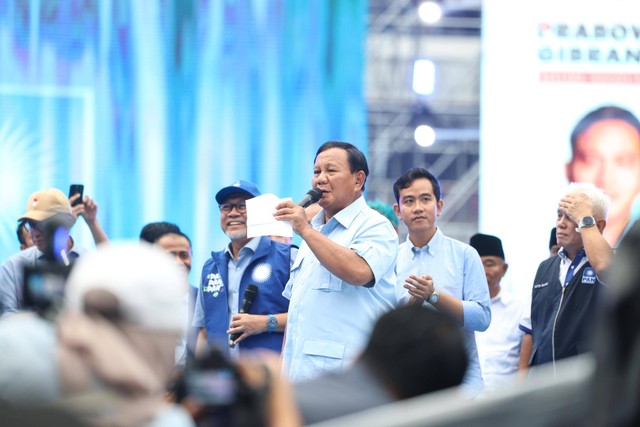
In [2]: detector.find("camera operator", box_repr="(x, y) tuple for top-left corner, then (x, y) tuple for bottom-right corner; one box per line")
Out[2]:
(1, 189), (84, 315)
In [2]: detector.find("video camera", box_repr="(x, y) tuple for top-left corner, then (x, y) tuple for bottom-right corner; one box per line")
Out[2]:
(22, 215), (75, 318)
(174, 346), (270, 427)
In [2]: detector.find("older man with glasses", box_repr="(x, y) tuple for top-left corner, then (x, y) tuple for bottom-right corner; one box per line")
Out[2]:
(192, 180), (293, 358)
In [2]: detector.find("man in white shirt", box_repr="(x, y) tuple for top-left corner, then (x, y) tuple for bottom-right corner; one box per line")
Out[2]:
(470, 233), (526, 392)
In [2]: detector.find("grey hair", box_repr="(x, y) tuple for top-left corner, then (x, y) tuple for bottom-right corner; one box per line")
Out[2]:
(564, 182), (611, 220)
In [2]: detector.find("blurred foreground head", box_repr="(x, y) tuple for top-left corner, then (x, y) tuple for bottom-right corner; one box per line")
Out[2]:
(64, 242), (188, 331)
(362, 304), (467, 399)
(59, 243), (190, 425)
(0, 243), (192, 426)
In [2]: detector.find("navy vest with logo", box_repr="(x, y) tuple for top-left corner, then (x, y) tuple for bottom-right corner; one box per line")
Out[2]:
(200, 236), (291, 353)
(530, 254), (602, 366)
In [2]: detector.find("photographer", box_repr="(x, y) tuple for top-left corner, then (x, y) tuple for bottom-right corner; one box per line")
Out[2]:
(1, 189), (79, 315)
(1, 188), (107, 315)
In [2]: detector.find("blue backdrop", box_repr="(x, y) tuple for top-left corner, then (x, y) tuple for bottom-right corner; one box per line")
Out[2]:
(0, 0), (367, 280)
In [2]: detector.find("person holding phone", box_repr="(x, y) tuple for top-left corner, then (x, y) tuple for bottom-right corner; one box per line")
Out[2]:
(1, 187), (108, 315)
(68, 184), (109, 247)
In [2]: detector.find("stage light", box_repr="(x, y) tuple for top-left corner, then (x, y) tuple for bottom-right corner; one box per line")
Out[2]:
(414, 125), (436, 147)
(418, 1), (442, 24)
(412, 59), (435, 95)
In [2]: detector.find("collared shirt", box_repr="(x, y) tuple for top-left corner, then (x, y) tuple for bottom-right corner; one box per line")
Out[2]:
(0, 245), (84, 315)
(558, 248), (589, 288)
(224, 237), (261, 319)
(192, 237), (260, 359)
(193, 238), (261, 328)
(282, 196), (398, 383)
(225, 238), (259, 359)
(475, 288), (526, 391)
(395, 228), (491, 391)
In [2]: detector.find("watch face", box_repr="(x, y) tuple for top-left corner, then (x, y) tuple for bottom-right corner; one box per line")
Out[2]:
(429, 291), (439, 304)
(580, 216), (595, 228)
(267, 315), (277, 333)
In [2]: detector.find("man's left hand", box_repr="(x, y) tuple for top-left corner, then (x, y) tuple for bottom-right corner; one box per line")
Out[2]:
(404, 274), (435, 304)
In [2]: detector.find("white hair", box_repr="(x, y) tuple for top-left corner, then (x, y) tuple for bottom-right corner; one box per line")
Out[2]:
(564, 182), (611, 220)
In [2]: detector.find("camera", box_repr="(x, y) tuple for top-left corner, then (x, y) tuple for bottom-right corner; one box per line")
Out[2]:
(23, 262), (72, 317)
(183, 365), (237, 407)
(174, 346), (269, 427)
(22, 215), (75, 318)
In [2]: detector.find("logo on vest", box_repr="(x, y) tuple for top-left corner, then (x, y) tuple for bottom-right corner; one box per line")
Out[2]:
(204, 272), (224, 297)
(252, 263), (273, 284)
(581, 267), (596, 285)
(533, 282), (549, 289)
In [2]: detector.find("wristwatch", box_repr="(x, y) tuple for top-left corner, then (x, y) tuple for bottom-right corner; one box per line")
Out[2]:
(427, 289), (440, 305)
(576, 216), (596, 232)
(266, 314), (278, 334)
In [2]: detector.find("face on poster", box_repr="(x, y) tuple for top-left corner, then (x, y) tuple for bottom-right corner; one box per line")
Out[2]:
(480, 0), (640, 296)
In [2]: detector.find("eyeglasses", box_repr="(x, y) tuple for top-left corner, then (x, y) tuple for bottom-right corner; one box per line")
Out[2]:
(219, 203), (247, 214)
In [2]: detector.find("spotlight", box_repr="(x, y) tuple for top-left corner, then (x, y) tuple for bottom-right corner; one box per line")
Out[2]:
(414, 125), (436, 147)
(412, 59), (436, 95)
(418, 1), (442, 24)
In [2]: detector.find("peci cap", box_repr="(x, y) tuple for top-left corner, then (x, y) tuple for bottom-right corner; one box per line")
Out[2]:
(18, 189), (72, 222)
(470, 233), (505, 260)
(215, 180), (261, 204)
(64, 243), (188, 332)
(549, 227), (558, 250)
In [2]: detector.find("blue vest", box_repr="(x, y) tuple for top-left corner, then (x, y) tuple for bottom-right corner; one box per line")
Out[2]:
(200, 237), (291, 353)
(530, 254), (602, 366)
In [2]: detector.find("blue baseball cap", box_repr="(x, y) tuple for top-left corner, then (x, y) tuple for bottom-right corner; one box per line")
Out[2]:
(215, 180), (261, 204)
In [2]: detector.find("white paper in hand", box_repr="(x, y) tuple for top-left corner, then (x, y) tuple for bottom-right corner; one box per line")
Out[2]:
(246, 194), (293, 238)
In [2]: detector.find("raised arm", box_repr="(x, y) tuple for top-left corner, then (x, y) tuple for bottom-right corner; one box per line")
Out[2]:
(273, 200), (374, 286)
(559, 192), (612, 275)
(72, 195), (109, 246)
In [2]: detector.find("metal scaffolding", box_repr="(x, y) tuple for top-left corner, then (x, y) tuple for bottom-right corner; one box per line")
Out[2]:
(366, 0), (482, 242)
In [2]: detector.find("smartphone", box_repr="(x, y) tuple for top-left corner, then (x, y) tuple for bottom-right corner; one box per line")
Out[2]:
(69, 184), (84, 207)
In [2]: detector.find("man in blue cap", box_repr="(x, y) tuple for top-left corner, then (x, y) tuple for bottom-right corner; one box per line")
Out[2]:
(192, 180), (292, 357)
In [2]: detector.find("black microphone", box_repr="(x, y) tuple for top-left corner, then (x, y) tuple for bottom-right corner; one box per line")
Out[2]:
(229, 284), (259, 347)
(298, 188), (322, 208)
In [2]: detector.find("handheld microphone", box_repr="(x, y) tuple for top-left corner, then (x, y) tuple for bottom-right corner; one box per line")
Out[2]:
(298, 188), (323, 208)
(229, 284), (259, 347)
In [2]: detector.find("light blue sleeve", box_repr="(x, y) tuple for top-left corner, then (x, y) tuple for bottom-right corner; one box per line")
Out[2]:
(191, 286), (205, 328)
(350, 221), (398, 286)
(0, 258), (21, 315)
(461, 247), (491, 332)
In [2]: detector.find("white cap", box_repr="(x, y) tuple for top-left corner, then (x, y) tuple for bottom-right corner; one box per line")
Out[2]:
(65, 242), (187, 331)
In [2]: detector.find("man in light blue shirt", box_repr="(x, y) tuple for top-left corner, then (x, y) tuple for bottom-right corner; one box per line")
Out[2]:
(392, 167), (491, 393)
(274, 141), (398, 383)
